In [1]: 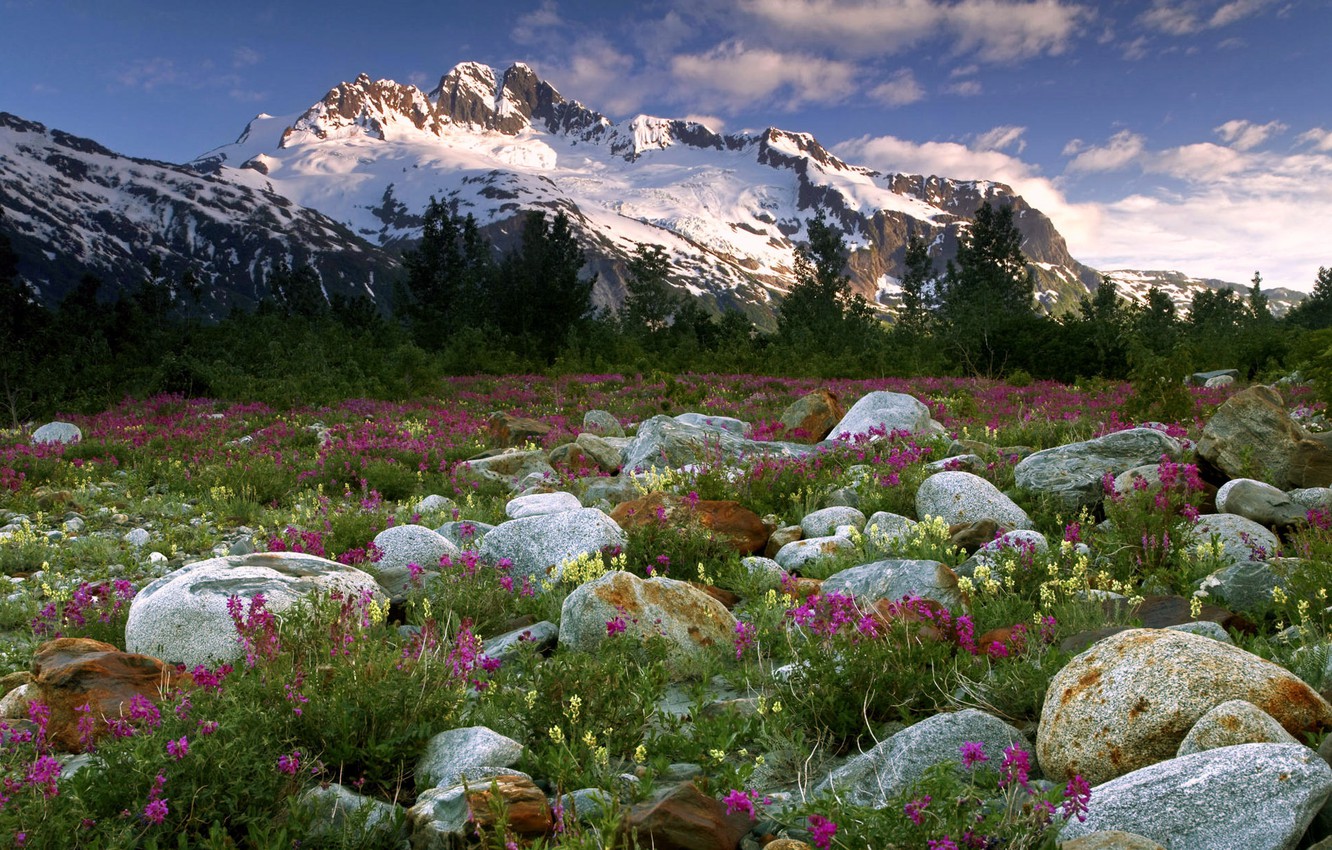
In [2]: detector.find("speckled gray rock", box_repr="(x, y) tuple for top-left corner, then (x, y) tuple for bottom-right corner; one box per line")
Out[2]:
(583, 409), (624, 438)
(482, 620), (559, 660)
(821, 559), (961, 608)
(416, 726), (525, 791)
(505, 491), (582, 519)
(800, 506), (866, 537)
(1196, 385), (1318, 489)
(916, 470), (1033, 529)
(477, 508), (626, 586)
(773, 534), (858, 572)
(622, 415), (810, 472)
(415, 494), (458, 516)
(558, 571), (736, 667)
(299, 782), (404, 843)
(1165, 620), (1233, 643)
(572, 432), (624, 472)
(560, 788), (615, 823)
(31, 421), (81, 444)
(740, 556), (786, 588)
(1057, 744), (1332, 850)
(1191, 513), (1280, 565)
(124, 528), (151, 549)
(829, 391), (945, 440)
(1196, 558), (1286, 615)
(675, 412), (749, 435)
(372, 524), (461, 600)
(1060, 831), (1165, 850)
(1216, 478), (1307, 527)
(435, 520), (494, 550)
(863, 512), (918, 556)
(1176, 700), (1299, 757)
(455, 450), (556, 491)
(1291, 487), (1332, 513)
(1014, 428), (1182, 512)
(1036, 628), (1332, 786)
(814, 708), (1031, 807)
(125, 553), (385, 668)
(407, 775), (545, 850)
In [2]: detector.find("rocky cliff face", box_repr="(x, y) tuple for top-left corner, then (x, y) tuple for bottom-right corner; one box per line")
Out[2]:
(0, 113), (397, 313)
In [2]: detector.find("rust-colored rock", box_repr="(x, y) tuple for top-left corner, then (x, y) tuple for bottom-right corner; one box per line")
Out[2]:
(30, 637), (188, 752)
(610, 492), (769, 555)
(764, 526), (802, 559)
(948, 519), (1001, 555)
(779, 390), (845, 442)
(1196, 385), (1331, 489)
(623, 782), (752, 850)
(1037, 628), (1332, 786)
(464, 774), (552, 836)
(487, 412), (553, 448)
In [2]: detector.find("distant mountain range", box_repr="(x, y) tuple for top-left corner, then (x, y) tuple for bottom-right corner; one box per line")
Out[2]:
(0, 61), (1303, 324)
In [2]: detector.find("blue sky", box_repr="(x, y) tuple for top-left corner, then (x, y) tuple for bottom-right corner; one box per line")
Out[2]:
(3, 0), (1330, 289)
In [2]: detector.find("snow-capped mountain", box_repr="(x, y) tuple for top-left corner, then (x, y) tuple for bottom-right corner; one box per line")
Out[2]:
(192, 61), (1105, 325)
(0, 113), (397, 312)
(4, 61), (1276, 325)
(1104, 269), (1304, 318)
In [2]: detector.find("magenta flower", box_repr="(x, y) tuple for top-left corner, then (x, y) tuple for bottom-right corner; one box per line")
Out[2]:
(1062, 774), (1092, 822)
(959, 741), (988, 769)
(733, 620), (756, 659)
(807, 814), (837, 850)
(142, 798), (169, 825)
(904, 794), (931, 825)
(166, 736), (189, 760)
(723, 788), (758, 819)
(927, 838), (959, 850)
(606, 616), (628, 636)
(278, 750), (302, 776)
(999, 745), (1032, 791)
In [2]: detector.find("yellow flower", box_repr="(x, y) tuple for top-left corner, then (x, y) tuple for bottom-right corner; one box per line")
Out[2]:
(708, 748), (725, 764)
(524, 690), (538, 710)
(633, 744), (648, 764)
(566, 695), (582, 723)
(1271, 585), (1289, 605)
(548, 726), (565, 745)
(770, 700), (782, 714)
(1189, 594), (1202, 619)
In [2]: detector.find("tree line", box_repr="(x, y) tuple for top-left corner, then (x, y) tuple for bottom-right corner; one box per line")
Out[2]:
(3, 199), (1332, 423)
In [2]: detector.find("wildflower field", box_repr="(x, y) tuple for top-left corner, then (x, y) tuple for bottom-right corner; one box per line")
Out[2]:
(0, 373), (1327, 849)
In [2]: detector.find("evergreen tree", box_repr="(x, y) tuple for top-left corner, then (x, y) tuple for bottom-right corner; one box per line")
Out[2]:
(776, 215), (878, 357)
(267, 261), (328, 320)
(492, 210), (595, 360)
(622, 243), (680, 334)
(1248, 271), (1271, 322)
(896, 233), (934, 338)
(1286, 266), (1332, 329)
(1072, 276), (1130, 377)
(1133, 286), (1179, 355)
(401, 199), (493, 347)
(938, 201), (1036, 376)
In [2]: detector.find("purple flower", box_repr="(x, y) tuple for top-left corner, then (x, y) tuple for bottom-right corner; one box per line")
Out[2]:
(927, 838), (959, 850)
(734, 620), (756, 659)
(807, 814), (837, 850)
(197, 720), (219, 736)
(904, 794), (931, 825)
(278, 750), (302, 776)
(1062, 774), (1092, 822)
(142, 798), (168, 825)
(166, 736), (189, 760)
(959, 741), (988, 769)
(606, 616), (627, 636)
(723, 788), (758, 819)
(999, 744), (1032, 791)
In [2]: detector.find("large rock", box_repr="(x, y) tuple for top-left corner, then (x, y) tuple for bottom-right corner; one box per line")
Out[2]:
(623, 781), (752, 850)
(416, 726), (525, 791)
(675, 412), (749, 435)
(125, 552), (385, 668)
(1190, 513), (1280, 565)
(1061, 832), (1165, 850)
(371, 524), (461, 600)
(572, 432), (625, 472)
(622, 415), (809, 472)
(800, 506), (865, 537)
(31, 421), (82, 445)
(773, 533), (858, 572)
(505, 491), (583, 519)
(1215, 478), (1307, 528)
(1197, 385), (1332, 489)
(1037, 628), (1332, 786)
(820, 559), (962, 609)
(486, 412), (552, 447)
(1057, 743), (1332, 850)
(610, 492), (770, 555)
(477, 508), (626, 586)
(1176, 699), (1299, 757)
(1014, 428), (1182, 512)
(30, 638), (187, 752)
(1196, 559), (1286, 615)
(814, 708), (1031, 807)
(558, 571), (736, 666)
(582, 409), (624, 438)
(780, 389), (845, 442)
(829, 391), (944, 441)
(408, 774), (550, 849)
(455, 449), (556, 491)
(300, 782), (404, 844)
(916, 470), (1033, 529)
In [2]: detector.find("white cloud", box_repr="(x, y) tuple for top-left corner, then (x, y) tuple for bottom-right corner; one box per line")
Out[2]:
(1138, 0), (1279, 34)
(869, 69), (925, 106)
(684, 113), (726, 132)
(1063, 129), (1146, 173)
(1296, 128), (1332, 152)
(836, 125), (1332, 290)
(944, 79), (983, 96)
(669, 41), (858, 110)
(972, 125), (1027, 153)
(739, 0), (1089, 61)
(1214, 118), (1287, 150)
(232, 47), (261, 68)
(513, 0), (563, 45)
